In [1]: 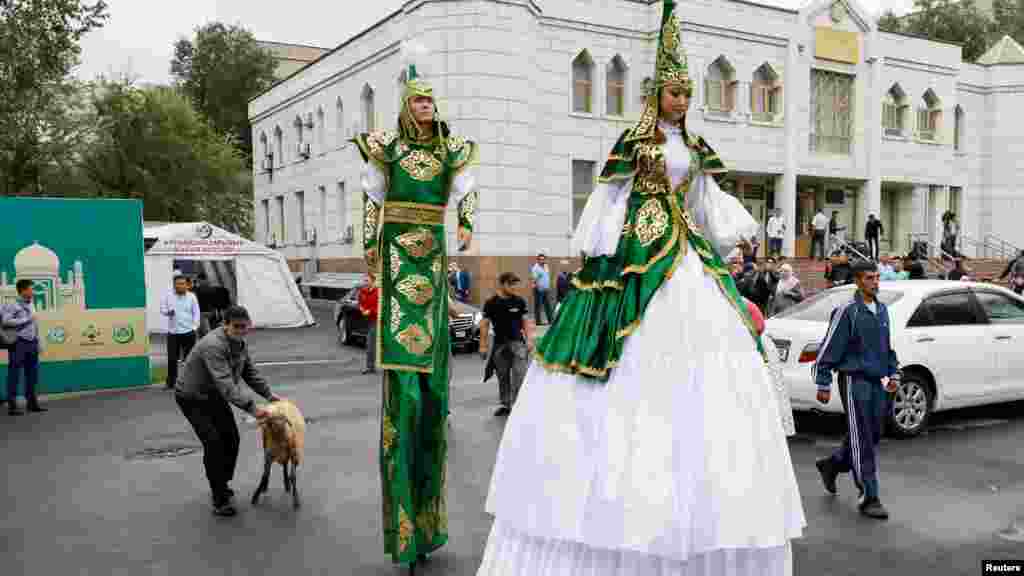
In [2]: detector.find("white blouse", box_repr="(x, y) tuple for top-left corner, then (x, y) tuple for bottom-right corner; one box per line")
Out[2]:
(360, 161), (478, 216)
(572, 121), (758, 260)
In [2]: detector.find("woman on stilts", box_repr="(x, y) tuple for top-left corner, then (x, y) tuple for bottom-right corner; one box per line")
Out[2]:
(476, 2), (805, 574)
(352, 41), (480, 574)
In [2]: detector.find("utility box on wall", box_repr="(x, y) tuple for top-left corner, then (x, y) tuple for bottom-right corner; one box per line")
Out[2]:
(0, 198), (149, 400)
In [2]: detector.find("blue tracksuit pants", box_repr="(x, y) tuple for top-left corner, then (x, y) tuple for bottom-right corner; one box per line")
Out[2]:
(829, 373), (888, 499)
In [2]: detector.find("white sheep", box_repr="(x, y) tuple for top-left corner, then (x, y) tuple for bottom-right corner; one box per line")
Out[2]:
(251, 399), (306, 509)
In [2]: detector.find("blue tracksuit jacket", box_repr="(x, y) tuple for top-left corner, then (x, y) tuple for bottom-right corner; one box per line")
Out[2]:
(813, 291), (899, 391)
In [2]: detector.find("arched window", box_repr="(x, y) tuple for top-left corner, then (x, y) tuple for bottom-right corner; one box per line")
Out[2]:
(883, 84), (908, 136)
(751, 63), (781, 122)
(273, 126), (283, 166)
(361, 84), (376, 132)
(294, 115), (308, 160)
(705, 57), (736, 114)
(572, 51), (594, 113)
(606, 56), (627, 116)
(954, 105), (964, 151)
(917, 89), (941, 142)
(259, 132), (269, 164)
(316, 107), (325, 152)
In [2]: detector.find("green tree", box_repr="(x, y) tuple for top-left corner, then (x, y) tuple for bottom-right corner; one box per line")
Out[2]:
(0, 0), (108, 195)
(79, 80), (253, 236)
(171, 23), (278, 164)
(878, 0), (995, 62)
(991, 0), (1024, 46)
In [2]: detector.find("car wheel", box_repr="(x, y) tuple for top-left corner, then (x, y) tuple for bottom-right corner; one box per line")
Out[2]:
(337, 315), (351, 346)
(888, 373), (932, 438)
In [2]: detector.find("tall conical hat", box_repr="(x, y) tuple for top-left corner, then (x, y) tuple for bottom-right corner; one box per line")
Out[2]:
(629, 0), (692, 142)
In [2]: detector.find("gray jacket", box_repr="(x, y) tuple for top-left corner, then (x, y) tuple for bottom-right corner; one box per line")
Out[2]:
(174, 327), (271, 414)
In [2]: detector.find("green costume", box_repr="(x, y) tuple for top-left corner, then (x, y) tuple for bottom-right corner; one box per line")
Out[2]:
(352, 42), (479, 566)
(534, 0), (766, 381)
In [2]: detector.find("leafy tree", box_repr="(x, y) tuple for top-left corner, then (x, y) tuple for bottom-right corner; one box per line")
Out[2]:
(0, 0), (108, 195)
(78, 80), (253, 236)
(171, 23), (278, 164)
(991, 0), (1024, 46)
(878, 0), (996, 62)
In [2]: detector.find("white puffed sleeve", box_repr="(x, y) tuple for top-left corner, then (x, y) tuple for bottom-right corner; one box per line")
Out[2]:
(571, 178), (632, 257)
(686, 174), (759, 259)
(450, 170), (477, 205)
(360, 162), (387, 205)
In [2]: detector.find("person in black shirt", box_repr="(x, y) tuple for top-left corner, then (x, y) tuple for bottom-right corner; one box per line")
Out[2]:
(947, 258), (967, 280)
(479, 272), (535, 416)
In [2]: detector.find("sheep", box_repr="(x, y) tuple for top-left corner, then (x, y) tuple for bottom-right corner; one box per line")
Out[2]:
(251, 399), (306, 509)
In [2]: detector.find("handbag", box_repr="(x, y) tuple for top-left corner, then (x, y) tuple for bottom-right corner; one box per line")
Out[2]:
(1, 326), (16, 349)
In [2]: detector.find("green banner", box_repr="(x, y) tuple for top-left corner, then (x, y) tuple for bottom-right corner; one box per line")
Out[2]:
(0, 198), (150, 400)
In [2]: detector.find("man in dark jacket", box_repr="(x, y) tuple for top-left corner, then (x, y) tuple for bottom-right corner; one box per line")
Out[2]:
(999, 250), (1024, 295)
(812, 260), (900, 520)
(864, 213), (883, 261)
(739, 257), (779, 314)
(174, 305), (280, 517)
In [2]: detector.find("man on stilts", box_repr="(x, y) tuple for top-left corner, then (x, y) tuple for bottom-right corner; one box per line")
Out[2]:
(352, 41), (479, 573)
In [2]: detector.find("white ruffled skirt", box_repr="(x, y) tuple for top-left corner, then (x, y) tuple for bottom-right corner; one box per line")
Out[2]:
(477, 246), (806, 575)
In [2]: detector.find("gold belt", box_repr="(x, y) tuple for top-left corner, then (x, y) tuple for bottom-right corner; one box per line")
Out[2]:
(382, 201), (444, 225)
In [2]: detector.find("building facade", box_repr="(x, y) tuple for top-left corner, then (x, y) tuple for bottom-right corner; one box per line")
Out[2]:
(248, 0), (1024, 300)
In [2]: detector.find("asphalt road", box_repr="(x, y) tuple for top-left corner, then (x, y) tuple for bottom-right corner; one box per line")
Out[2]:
(3, 302), (1022, 575)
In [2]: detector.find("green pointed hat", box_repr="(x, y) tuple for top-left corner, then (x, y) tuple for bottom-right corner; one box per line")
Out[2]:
(653, 0), (691, 93)
(398, 41), (441, 143)
(629, 0), (691, 142)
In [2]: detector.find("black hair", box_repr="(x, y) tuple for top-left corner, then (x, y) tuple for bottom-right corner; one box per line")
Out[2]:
(498, 272), (520, 286)
(851, 259), (878, 276)
(15, 279), (33, 292)
(223, 306), (251, 324)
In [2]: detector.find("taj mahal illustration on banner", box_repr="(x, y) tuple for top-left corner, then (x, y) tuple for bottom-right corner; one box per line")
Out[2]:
(0, 242), (87, 312)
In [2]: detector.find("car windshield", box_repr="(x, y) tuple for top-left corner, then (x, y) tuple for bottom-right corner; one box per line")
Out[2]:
(772, 287), (904, 323)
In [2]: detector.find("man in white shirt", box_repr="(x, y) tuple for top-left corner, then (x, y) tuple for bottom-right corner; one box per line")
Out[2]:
(161, 273), (201, 389)
(766, 209), (785, 258)
(811, 209), (829, 261)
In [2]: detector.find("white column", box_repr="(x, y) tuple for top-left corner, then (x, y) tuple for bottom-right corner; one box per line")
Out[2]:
(780, 38), (799, 257)
(911, 185), (928, 253)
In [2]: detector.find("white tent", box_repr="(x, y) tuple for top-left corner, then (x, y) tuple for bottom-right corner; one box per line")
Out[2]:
(144, 222), (314, 333)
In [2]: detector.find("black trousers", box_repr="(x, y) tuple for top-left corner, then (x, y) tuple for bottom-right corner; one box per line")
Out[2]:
(866, 235), (880, 260)
(811, 231), (826, 260)
(533, 289), (554, 325)
(830, 374), (888, 499)
(7, 338), (40, 407)
(166, 331), (197, 388)
(175, 394), (240, 505)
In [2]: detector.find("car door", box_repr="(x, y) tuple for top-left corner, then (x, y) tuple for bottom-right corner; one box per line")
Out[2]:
(971, 289), (1024, 397)
(903, 290), (991, 402)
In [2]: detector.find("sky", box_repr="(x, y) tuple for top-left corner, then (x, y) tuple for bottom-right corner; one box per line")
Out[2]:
(75, 0), (916, 85)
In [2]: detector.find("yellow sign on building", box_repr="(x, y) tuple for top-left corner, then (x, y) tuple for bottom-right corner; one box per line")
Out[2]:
(815, 27), (860, 64)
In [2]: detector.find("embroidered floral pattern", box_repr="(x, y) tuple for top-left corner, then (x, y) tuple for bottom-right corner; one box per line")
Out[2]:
(390, 250), (401, 277)
(446, 135), (467, 153)
(399, 149), (443, 181)
(416, 508), (436, 543)
(396, 323), (432, 356)
(364, 200), (379, 247)
(395, 228), (435, 259)
(634, 198), (671, 246)
(382, 413), (397, 455)
(398, 506), (414, 553)
(458, 189), (478, 228)
(390, 296), (403, 332)
(431, 256), (443, 278)
(366, 130), (397, 157)
(396, 275), (434, 306)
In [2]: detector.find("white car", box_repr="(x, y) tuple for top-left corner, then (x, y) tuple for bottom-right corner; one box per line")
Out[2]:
(765, 280), (1024, 437)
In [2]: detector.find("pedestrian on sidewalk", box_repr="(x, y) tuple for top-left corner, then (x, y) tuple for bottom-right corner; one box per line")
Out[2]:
(2, 279), (46, 415)
(813, 259), (900, 520)
(161, 273), (201, 390)
(766, 209), (785, 258)
(865, 213), (883, 261)
(358, 272), (380, 375)
(811, 208), (829, 260)
(174, 305), (281, 517)
(479, 272), (534, 416)
(530, 253), (555, 325)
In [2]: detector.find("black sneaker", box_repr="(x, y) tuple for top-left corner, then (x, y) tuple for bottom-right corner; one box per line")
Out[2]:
(859, 497), (889, 519)
(815, 458), (838, 495)
(494, 405), (511, 416)
(212, 503), (237, 517)
(27, 404), (47, 413)
(8, 407), (23, 416)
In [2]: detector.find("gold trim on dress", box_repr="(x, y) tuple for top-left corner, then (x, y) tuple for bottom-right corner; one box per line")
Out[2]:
(532, 350), (617, 379)
(383, 202), (445, 226)
(390, 296), (404, 332)
(398, 506), (414, 554)
(634, 198), (671, 247)
(382, 414), (397, 455)
(396, 323), (432, 356)
(571, 276), (623, 291)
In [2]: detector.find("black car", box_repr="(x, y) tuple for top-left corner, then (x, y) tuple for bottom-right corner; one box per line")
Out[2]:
(335, 285), (483, 353)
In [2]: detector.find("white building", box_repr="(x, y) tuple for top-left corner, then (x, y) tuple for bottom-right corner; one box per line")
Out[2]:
(248, 0), (1024, 296)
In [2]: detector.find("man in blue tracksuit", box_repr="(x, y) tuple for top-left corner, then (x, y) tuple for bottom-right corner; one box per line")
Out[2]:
(813, 259), (900, 519)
